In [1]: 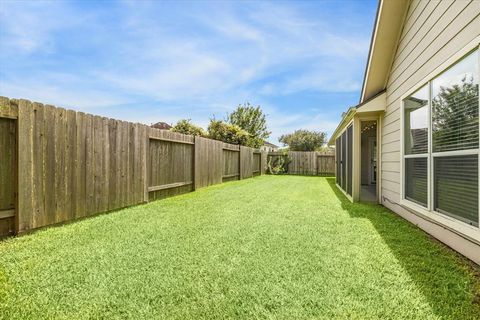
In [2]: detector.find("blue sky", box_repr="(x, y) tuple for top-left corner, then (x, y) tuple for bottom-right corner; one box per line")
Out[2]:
(0, 0), (377, 143)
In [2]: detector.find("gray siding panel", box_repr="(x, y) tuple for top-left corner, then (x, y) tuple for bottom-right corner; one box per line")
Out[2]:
(381, 0), (480, 202)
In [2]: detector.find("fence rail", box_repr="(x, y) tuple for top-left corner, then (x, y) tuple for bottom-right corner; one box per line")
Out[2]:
(0, 97), (267, 237)
(267, 151), (335, 176)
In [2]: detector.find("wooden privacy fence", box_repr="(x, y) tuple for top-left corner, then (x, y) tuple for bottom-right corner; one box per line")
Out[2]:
(0, 97), (267, 237)
(267, 151), (335, 176)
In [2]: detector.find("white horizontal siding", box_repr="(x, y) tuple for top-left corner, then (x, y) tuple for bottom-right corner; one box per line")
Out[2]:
(381, 0), (480, 202)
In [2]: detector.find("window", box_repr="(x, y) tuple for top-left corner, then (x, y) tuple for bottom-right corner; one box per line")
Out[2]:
(402, 49), (479, 227)
(404, 85), (429, 208)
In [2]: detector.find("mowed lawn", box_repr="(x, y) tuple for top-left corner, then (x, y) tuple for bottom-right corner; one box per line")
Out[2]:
(0, 176), (479, 319)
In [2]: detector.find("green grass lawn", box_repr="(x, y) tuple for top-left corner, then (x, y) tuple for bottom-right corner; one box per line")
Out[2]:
(0, 176), (479, 319)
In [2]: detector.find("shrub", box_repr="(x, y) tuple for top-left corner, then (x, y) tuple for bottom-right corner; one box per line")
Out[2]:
(267, 152), (291, 175)
(171, 119), (206, 137)
(207, 120), (249, 145)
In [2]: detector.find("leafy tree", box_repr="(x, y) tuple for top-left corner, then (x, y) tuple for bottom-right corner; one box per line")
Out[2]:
(227, 102), (270, 148)
(207, 120), (249, 145)
(279, 129), (327, 151)
(432, 76), (479, 151)
(171, 119), (206, 137)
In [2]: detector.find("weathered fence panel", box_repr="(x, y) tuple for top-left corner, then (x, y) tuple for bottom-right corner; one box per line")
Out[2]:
(267, 151), (335, 176)
(260, 151), (268, 175)
(289, 151), (317, 175)
(0, 96), (267, 237)
(0, 116), (16, 235)
(194, 136), (223, 189)
(222, 143), (240, 182)
(253, 152), (261, 176)
(148, 129), (194, 201)
(14, 99), (148, 233)
(317, 154), (335, 176)
(240, 146), (253, 179)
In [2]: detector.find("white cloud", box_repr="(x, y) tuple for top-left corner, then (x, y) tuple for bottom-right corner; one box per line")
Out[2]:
(0, 0), (372, 139)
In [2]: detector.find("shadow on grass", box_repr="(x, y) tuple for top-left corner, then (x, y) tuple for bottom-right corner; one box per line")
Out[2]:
(325, 177), (480, 319)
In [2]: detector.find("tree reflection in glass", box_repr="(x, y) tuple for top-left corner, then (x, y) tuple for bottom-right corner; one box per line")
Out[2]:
(432, 50), (479, 153)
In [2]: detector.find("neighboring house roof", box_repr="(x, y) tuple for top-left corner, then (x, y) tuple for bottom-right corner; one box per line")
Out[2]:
(263, 141), (279, 148)
(151, 122), (172, 130)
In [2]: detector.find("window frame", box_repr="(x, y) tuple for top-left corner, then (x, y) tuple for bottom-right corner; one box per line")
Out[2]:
(399, 39), (480, 240)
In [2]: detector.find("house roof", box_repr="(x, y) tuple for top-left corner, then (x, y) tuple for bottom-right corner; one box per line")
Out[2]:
(360, 0), (410, 103)
(328, 0), (410, 145)
(328, 90), (387, 145)
(263, 141), (279, 148)
(151, 121), (172, 130)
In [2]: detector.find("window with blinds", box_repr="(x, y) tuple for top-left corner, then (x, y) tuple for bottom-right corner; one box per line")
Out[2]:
(404, 85), (429, 208)
(404, 85), (429, 155)
(403, 48), (479, 227)
(432, 51), (479, 152)
(434, 155), (478, 226)
(405, 158), (428, 206)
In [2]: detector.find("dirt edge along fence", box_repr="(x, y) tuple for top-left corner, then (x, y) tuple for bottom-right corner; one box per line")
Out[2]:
(0, 97), (267, 237)
(267, 151), (335, 176)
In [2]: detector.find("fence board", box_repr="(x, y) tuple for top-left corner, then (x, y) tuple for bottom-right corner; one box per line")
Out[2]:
(32, 102), (45, 227)
(85, 114), (95, 216)
(66, 110), (77, 221)
(76, 112), (87, 217)
(18, 99), (34, 231)
(44, 105), (56, 224)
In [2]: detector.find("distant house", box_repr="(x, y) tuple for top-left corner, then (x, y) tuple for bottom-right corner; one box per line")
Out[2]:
(328, 0), (480, 264)
(151, 121), (172, 130)
(260, 141), (279, 152)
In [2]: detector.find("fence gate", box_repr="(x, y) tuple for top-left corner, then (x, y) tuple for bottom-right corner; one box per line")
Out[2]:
(0, 118), (16, 236)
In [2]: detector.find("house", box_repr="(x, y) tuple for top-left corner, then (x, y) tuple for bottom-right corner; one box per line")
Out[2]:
(328, 0), (480, 263)
(260, 141), (279, 152)
(151, 121), (172, 130)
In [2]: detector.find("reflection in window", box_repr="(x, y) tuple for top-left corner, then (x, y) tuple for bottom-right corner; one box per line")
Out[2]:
(434, 155), (478, 226)
(404, 85), (429, 154)
(432, 50), (479, 152)
(405, 158), (428, 207)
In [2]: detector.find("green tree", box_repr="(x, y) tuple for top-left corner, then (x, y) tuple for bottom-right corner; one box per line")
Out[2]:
(171, 119), (206, 137)
(227, 102), (270, 148)
(432, 76), (479, 151)
(279, 130), (327, 151)
(208, 120), (249, 145)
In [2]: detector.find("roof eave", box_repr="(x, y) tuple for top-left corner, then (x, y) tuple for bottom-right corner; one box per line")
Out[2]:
(360, 0), (410, 103)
